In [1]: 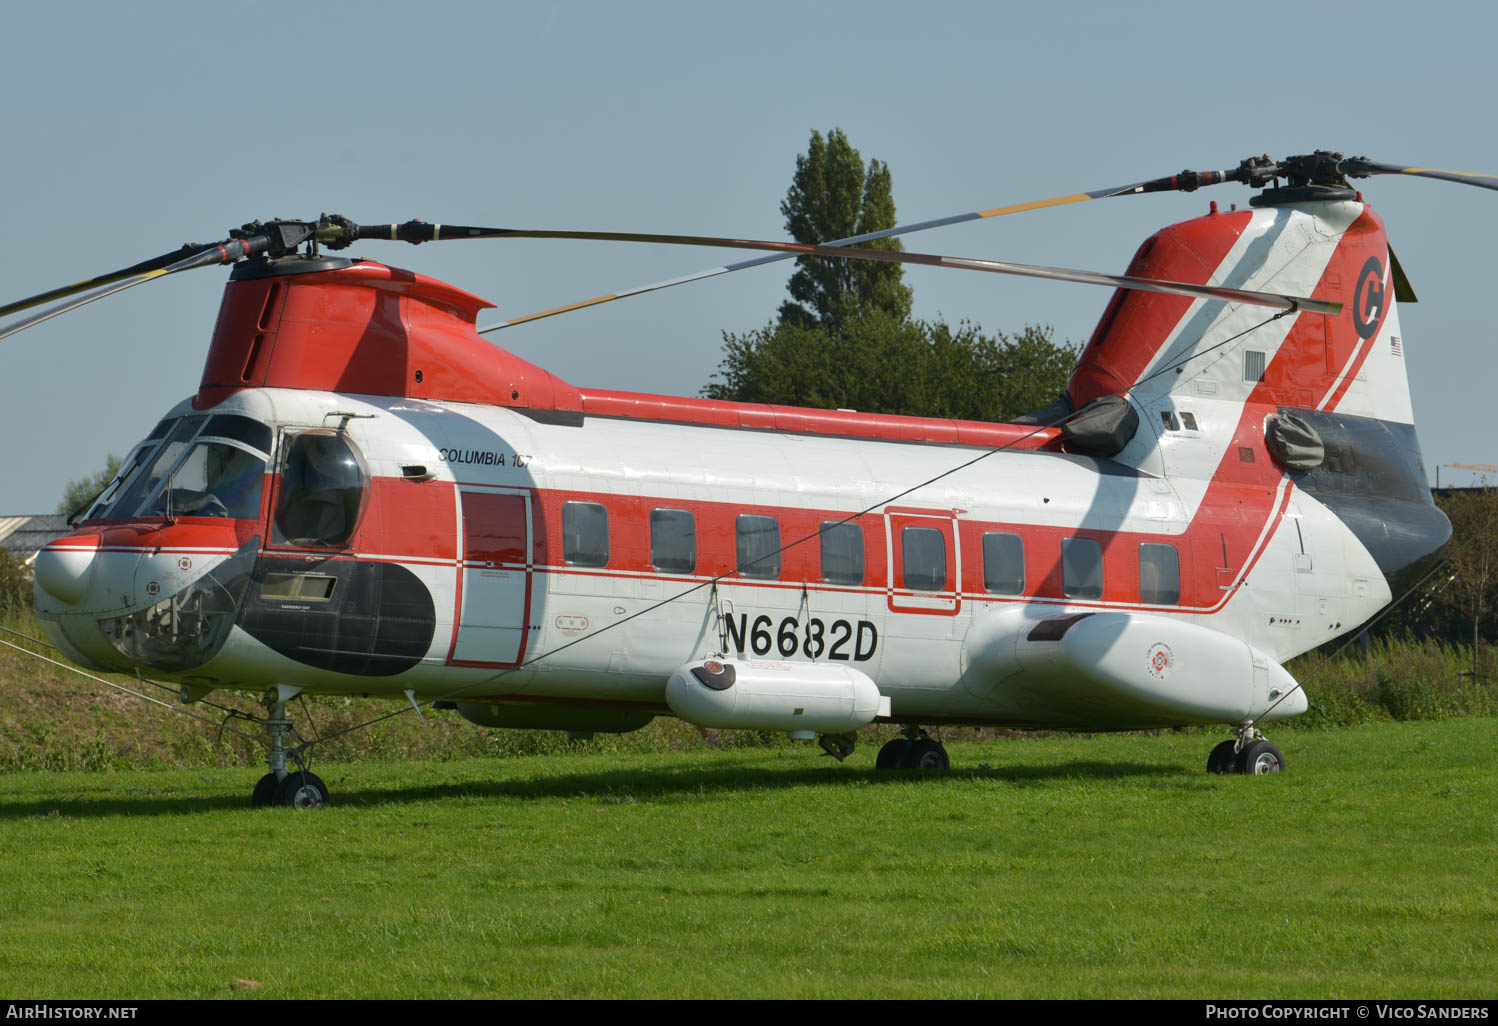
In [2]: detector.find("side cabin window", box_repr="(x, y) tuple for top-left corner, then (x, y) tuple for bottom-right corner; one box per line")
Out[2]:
(562, 501), (609, 567)
(650, 508), (696, 574)
(736, 515), (781, 579)
(274, 431), (367, 548)
(982, 531), (1025, 595)
(901, 527), (946, 592)
(820, 521), (864, 586)
(1061, 537), (1104, 600)
(1138, 542), (1180, 605)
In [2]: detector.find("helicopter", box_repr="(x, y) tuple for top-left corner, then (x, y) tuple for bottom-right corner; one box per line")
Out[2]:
(0, 150), (1479, 807)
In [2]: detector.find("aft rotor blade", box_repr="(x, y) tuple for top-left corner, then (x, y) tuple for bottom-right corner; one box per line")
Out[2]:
(0, 238), (270, 344)
(0, 245), (200, 320)
(478, 176), (1180, 330)
(342, 174), (1215, 331)
(1338, 158), (1498, 192)
(385, 224), (1340, 317)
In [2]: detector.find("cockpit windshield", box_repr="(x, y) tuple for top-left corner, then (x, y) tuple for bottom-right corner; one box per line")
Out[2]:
(92, 414), (273, 521)
(141, 441), (265, 519)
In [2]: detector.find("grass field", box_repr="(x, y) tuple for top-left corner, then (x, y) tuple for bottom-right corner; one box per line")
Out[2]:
(1, 718), (1494, 999)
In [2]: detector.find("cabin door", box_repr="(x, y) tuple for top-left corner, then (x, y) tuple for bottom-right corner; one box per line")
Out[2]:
(449, 487), (533, 667)
(884, 508), (961, 615)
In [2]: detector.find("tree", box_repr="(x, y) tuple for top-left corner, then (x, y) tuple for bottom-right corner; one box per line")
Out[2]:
(1372, 486), (1498, 676)
(707, 128), (1078, 421)
(778, 129), (912, 330)
(1440, 488), (1498, 678)
(57, 454), (121, 516)
(706, 314), (1076, 423)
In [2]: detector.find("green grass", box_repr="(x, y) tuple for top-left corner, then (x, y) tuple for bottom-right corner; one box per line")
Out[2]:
(1, 719), (1494, 999)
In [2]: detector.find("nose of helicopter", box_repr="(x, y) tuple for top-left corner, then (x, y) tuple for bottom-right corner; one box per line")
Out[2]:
(33, 535), (101, 605)
(34, 526), (262, 676)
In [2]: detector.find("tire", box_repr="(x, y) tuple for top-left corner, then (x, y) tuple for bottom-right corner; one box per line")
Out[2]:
(1206, 740), (1239, 775)
(251, 773), (280, 808)
(901, 738), (950, 773)
(1236, 740), (1285, 775)
(875, 739), (910, 771)
(275, 771), (330, 809)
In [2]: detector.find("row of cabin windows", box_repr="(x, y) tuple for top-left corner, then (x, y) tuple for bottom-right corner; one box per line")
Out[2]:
(560, 501), (1180, 603)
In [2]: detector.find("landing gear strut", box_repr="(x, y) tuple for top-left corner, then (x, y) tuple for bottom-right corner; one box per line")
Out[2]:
(251, 685), (329, 808)
(875, 725), (950, 772)
(1207, 724), (1285, 776)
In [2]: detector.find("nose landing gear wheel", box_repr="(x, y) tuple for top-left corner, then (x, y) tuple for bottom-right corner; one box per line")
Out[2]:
(251, 773), (280, 808)
(276, 771), (329, 809)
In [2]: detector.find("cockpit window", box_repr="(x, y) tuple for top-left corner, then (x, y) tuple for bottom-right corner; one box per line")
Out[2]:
(141, 441), (266, 519)
(100, 416), (203, 519)
(274, 431), (367, 548)
(90, 414), (275, 521)
(83, 444), (153, 520)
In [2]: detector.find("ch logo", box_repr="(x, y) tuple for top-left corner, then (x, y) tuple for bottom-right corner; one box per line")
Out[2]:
(1352, 256), (1385, 340)
(1147, 642), (1173, 680)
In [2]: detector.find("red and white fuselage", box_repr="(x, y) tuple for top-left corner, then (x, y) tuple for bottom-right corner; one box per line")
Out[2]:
(33, 196), (1447, 735)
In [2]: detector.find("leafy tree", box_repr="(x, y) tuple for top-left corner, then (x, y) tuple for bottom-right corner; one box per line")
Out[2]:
(1372, 487), (1498, 675)
(1438, 488), (1498, 677)
(57, 454), (121, 516)
(708, 128), (1077, 421)
(778, 128), (912, 330)
(706, 313), (1076, 423)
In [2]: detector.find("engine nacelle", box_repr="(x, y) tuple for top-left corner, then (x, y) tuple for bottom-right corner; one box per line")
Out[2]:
(666, 659), (889, 733)
(1010, 610), (1307, 725)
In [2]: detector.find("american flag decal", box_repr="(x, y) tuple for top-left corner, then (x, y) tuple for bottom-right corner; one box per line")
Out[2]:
(1391, 336), (1403, 357)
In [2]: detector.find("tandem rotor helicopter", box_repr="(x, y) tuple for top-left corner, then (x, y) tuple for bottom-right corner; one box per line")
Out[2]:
(1, 150), (1485, 807)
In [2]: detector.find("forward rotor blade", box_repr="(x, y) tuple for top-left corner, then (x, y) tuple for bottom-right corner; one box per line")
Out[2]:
(1339, 158), (1498, 192)
(0, 245), (199, 320)
(0, 238), (269, 344)
(428, 226), (1336, 317)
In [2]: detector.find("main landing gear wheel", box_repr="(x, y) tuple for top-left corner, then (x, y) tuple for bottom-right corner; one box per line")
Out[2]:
(875, 739), (910, 770)
(1236, 740), (1285, 775)
(1207, 740), (1239, 775)
(902, 737), (951, 772)
(875, 728), (950, 772)
(1207, 726), (1286, 776)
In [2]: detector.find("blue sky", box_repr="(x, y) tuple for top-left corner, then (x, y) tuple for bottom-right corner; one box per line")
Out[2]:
(3, 0), (1495, 509)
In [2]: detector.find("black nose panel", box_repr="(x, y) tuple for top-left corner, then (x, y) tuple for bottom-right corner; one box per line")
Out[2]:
(238, 558), (436, 676)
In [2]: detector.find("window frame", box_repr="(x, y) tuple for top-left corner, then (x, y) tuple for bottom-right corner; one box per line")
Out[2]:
(735, 514), (781, 580)
(900, 526), (947, 592)
(819, 521), (865, 586)
(1061, 536), (1104, 600)
(981, 531), (1026, 595)
(1138, 542), (1181, 605)
(561, 501), (610, 568)
(649, 507), (697, 574)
